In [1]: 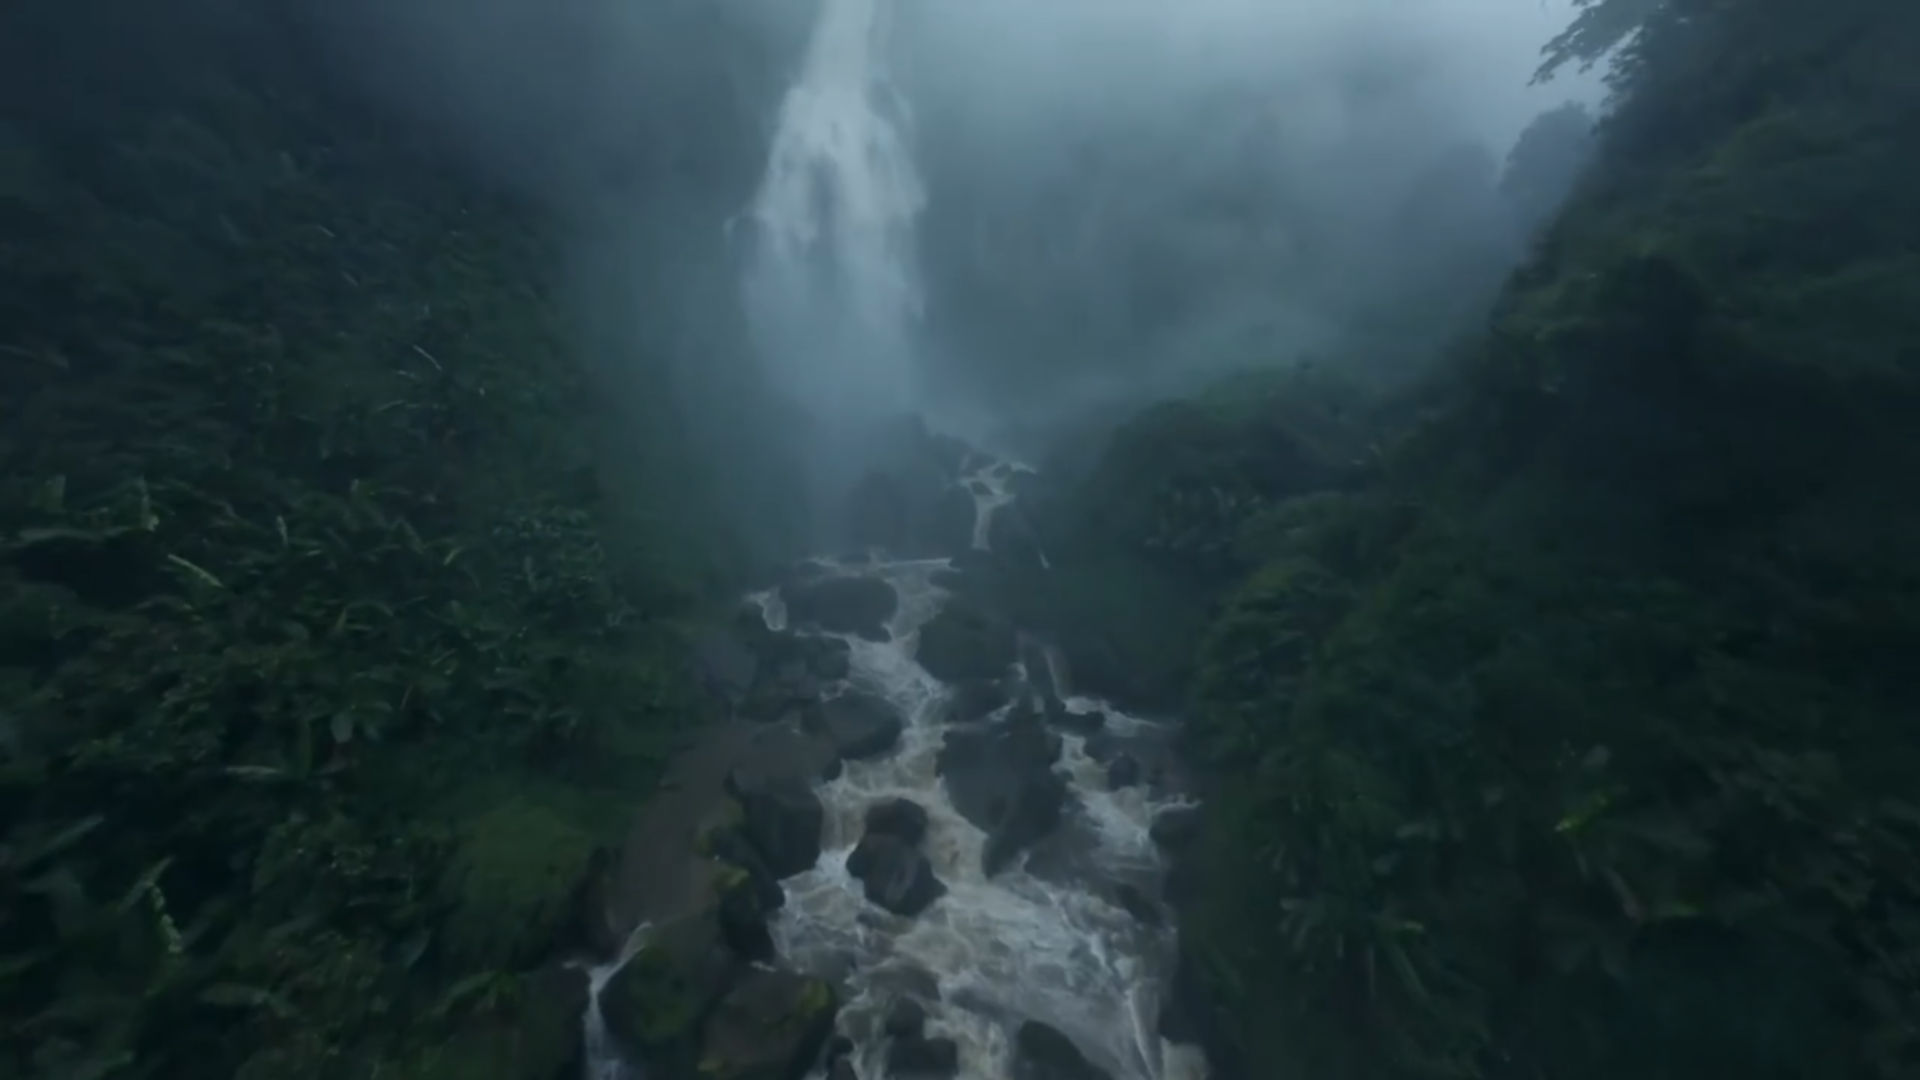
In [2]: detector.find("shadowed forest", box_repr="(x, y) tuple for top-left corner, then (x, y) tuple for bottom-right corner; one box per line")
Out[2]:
(3, 1), (1917, 1079)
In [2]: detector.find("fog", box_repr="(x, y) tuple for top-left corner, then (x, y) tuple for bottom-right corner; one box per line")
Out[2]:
(302, 0), (1603, 550)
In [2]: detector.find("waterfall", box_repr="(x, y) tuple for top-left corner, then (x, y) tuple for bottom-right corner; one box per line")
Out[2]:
(741, 0), (925, 432)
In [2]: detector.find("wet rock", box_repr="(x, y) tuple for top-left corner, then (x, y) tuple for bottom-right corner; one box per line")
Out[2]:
(692, 626), (759, 705)
(784, 574), (898, 640)
(829, 1058), (859, 1080)
(863, 798), (929, 846)
(915, 599), (1018, 684)
(937, 710), (1069, 876)
(811, 691), (904, 761)
(805, 636), (854, 679)
(886, 1034), (961, 1078)
(941, 678), (1011, 724)
(988, 506), (1047, 571)
(846, 833), (947, 917)
(1012, 1021), (1111, 1080)
(1110, 881), (1162, 928)
(742, 662), (823, 724)
(726, 765), (825, 879)
(1149, 807), (1203, 851)
(1105, 753), (1141, 790)
(698, 968), (838, 1080)
(599, 906), (738, 1056)
(1082, 731), (1123, 763)
(883, 997), (927, 1040)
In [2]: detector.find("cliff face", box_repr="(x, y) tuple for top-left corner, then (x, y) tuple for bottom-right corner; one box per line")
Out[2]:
(0, 2), (790, 1077)
(1038, 2), (1920, 1078)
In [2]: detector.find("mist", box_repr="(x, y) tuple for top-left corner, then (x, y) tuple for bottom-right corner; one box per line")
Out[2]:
(294, 0), (1602, 550)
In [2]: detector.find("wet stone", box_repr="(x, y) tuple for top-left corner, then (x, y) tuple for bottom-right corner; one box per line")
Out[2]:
(864, 798), (929, 846)
(886, 1033), (961, 1079)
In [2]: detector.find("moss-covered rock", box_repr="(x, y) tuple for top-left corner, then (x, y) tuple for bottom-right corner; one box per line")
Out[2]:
(439, 800), (600, 970)
(599, 910), (737, 1065)
(696, 969), (838, 1080)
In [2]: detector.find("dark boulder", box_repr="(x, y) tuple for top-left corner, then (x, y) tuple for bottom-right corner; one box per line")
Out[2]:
(1012, 1021), (1111, 1080)
(937, 710), (1068, 876)
(697, 968), (838, 1080)
(1109, 881), (1162, 928)
(1105, 754), (1141, 790)
(886, 1034), (961, 1078)
(783, 575), (899, 641)
(599, 906), (738, 1058)
(810, 691), (904, 761)
(883, 996), (927, 1040)
(692, 626), (759, 706)
(804, 636), (854, 679)
(741, 662), (823, 725)
(1148, 807), (1202, 851)
(726, 765), (825, 879)
(863, 798), (929, 846)
(846, 833), (946, 917)
(916, 599), (1018, 684)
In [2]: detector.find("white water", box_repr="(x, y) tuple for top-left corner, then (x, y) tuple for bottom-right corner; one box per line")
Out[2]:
(746, 471), (1205, 1080)
(741, 0), (925, 423)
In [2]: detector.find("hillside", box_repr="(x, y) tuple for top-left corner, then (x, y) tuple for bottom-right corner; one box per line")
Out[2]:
(1039, 1), (1920, 1076)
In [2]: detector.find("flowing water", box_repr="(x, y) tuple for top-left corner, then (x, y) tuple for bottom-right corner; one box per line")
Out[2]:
(756, 465), (1206, 1080)
(587, 2), (1207, 1074)
(741, 0), (925, 424)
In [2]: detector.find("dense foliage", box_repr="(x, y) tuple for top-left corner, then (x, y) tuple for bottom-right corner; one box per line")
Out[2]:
(1045, 1), (1920, 1077)
(0, 2), (739, 1076)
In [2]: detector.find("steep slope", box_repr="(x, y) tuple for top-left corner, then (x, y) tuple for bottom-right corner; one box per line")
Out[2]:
(0, 2), (773, 1076)
(1051, 2), (1920, 1078)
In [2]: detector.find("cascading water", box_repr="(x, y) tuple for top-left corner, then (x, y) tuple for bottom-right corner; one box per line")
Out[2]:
(580, 5), (1208, 1077)
(758, 462), (1207, 1080)
(741, 0), (925, 430)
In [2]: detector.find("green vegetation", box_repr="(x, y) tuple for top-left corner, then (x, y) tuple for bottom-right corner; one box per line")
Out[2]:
(1047, 1), (1920, 1076)
(0, 1), (737, 1076)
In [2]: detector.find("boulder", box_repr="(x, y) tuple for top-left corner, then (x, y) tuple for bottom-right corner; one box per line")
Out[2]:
(846, 833), (946, 917)
(783, 575), (898, 640)
(741, 662), (823, 725)
(1105, 754), (1141, 791)
(726, 766), (825, 879)
(1109, 882), (1162, 928)
(1148, 807), (1203, 851)
(987, 505), (1048, 571)
(863, 798), (929, 846)
(937, 711), (1068, 876)
(810, 691), (904, 761)
(829, 1059), (858, 1080)
(697, 968), (838, 1080)
(1011, 1021), (1111, 1080)
(916, 600), (1018, 684)
(599, 906), (738, 1059)
(804, 636), (854, 680)
(883, 996), (927, 1040)
(692, 626), (760, 706)
(886, 1034), (961, 1079)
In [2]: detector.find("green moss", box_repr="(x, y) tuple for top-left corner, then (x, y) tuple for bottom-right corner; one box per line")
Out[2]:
(438, 801), (596, 970)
